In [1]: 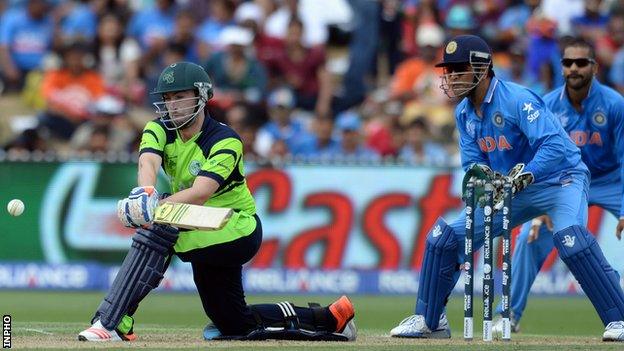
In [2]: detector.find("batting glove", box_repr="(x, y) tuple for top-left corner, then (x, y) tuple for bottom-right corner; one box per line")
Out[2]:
(117, 186), (160, 228)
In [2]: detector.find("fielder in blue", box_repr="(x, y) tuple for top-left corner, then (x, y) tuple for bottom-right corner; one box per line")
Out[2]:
(492, 38), (624, 337)
(390, 34), (624, 341)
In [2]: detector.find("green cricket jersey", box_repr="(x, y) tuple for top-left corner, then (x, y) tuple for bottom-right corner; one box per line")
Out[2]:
(139, 116), (257, 253)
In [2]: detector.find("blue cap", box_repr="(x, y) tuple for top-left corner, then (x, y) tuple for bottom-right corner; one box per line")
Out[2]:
(445, 5), (476, 30)
(435, 35), (492, 67)
(335, 111), (361, 131)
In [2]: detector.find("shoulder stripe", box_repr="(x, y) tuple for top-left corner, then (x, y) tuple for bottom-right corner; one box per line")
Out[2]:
(213, 180), (246, 197)
(209, 149), (238, 160)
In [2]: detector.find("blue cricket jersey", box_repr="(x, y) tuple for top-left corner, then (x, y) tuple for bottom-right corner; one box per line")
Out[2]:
(455, 77), (586, 183)
(544, 79), (624, 216)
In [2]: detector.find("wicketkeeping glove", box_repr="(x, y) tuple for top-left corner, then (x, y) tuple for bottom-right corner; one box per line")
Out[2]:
(117, 186), (160, 228)
(507, 163), (534, 196)
(462, 163), (504, 207)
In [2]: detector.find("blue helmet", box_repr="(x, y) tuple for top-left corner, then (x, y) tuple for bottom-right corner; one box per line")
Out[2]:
(436, 35), (492, 98)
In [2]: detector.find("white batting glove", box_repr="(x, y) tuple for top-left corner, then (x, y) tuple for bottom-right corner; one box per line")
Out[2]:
(117, 186), (159, 228)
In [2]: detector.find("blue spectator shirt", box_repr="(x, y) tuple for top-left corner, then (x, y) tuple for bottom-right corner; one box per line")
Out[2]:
(455, 77), (585, 183)
(127, 7), (175, 49)
(60, 3), (97, 40)
(543, 79), (624, 215)
(399, 142), (448, 166)
(0, 8), (53, 70)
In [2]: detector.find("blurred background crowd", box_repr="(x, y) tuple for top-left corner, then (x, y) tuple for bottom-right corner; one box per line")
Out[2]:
(1, 0), (624, 165)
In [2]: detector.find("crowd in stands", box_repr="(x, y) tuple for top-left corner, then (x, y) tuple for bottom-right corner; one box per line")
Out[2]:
(1, 0), (624, 165)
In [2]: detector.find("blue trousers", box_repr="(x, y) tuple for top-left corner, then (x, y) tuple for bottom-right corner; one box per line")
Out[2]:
(494, 174), (621, 322)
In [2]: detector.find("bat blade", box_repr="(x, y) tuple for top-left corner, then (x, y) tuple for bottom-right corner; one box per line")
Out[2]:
(153, 203), (233, 230)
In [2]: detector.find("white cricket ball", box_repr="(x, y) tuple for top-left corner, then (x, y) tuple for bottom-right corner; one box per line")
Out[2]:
(7, 199), (25, 217)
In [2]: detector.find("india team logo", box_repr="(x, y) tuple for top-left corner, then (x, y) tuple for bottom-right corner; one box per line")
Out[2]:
(446, 41), (457, 54)
(189, 160), (202, 176)
(492, 112), (504, 128)
(592, 112), (607, 127)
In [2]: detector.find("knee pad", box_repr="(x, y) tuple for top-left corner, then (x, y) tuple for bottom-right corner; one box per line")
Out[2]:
(96, 224), (178, 330)
(415, 218), (459, 330)
(554, 225), (624, 324)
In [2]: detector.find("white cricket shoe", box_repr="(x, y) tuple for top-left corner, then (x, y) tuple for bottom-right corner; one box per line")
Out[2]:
(333, 319), (357, 341)
(78, 320), (136, 342)
(603, 321), (624, 341)
(492, 314), (520, 336)
(390, 314), (451, 338)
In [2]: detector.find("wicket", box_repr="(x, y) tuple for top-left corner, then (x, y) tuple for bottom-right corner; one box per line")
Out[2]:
(463, 177), (512, 342)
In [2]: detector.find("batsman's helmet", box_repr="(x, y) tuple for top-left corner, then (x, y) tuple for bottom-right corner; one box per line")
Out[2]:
(436, 35), (492, 98)
(152, 62), (214, 130)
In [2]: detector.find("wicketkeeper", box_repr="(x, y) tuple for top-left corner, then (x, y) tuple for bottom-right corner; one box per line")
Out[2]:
(78, 62), (356, 342)
(492, 38), (624, 340)
(389, 35), (624, 341)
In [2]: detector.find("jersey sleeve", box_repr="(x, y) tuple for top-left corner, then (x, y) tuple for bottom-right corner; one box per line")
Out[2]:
(455, 104), (488, 171)
(139, 121), (167, 156)
(198, 137), (242, 185)
(612, 99), (624, 218)
(514, 92), (567, 182)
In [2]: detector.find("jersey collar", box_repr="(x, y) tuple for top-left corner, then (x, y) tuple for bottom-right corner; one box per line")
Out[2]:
(463, 77), (499, 119)
(559, 78), (599, 111)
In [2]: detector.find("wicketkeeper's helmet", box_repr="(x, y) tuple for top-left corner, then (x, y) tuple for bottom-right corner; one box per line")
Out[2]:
(436, 35), (492, 98)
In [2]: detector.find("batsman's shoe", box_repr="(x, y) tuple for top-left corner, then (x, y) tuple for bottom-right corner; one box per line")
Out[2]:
(332, 319), (357, 341)
(492, 314), (520, 336)
(78, 320), (137, 342)
(390, 314), (451, 338)
(603, 321), (624, 341)
(203, 323), (222, 340)
(329, 295), (355, 334)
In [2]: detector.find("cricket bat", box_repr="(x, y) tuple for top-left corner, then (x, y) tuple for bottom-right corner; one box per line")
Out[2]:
(153, 202), (233, 231)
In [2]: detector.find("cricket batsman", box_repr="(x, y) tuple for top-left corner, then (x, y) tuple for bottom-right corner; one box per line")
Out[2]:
(491, 38), (624, 341)
(389, 35), (624, 341)
(78, 62), (356, 342)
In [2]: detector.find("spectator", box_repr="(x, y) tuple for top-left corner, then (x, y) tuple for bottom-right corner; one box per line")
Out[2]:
(56, 0), (98, 43)
(264, 0), (331, 47)
(542, 0), (584, 35)
(610, 45), (624, 94)
(204, 26), (268, 107)
(170, 9), (199, 63)
(71, 95), (138, 152)
(496, 41), (546, 95)
(388, 22), (448, 117)
(571, 0), (609, 43)
(596, 12), (624, 73)
(4, 128), (48, 153)
(331, 110), (379, 160)
(496, 0), (539, 47)
(398, 118), (448, 166)
(365, 97), (404, 158)
(127, 0), (177, 88)
(0, 0), (53, 91)
(264, 18), (332, 116)
(292, 115), (339, 158)
(254, 87), (311, 157)
(196, 0), (236, 61)
(39, 41), (105, 140)
(94, 13), (144, 105)
(445, 4), (477, 38)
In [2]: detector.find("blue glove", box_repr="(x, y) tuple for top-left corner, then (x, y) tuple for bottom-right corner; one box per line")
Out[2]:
(117, 186), (160, 228)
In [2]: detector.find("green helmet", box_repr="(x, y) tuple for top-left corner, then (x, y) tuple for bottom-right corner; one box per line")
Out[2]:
(152, 62), (214, 130)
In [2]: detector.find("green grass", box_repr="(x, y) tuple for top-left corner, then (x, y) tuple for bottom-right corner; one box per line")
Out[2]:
(0, 290), (619, 350)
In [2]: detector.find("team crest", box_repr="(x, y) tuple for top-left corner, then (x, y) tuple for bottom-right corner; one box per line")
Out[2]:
(592, 112), (607, 127)
(189, 160), (202, 176)
(492, 112), (504, 128)
(162, 70), (175, 84)
(446, 41), (457, 54)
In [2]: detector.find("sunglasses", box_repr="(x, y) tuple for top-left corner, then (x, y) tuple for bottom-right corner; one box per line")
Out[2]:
(561, 58), (596, 68)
